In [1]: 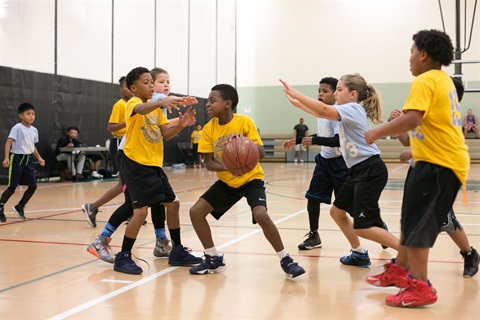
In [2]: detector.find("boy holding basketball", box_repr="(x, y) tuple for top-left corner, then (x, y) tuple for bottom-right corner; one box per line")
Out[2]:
(365, 29), (470, 307)
(188, 84), (305, 278)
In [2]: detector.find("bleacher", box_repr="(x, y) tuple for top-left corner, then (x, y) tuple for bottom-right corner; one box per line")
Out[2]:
(261, 133), (480, 163)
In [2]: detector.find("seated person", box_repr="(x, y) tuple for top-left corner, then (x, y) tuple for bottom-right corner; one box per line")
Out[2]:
(55, 127), (86, 180)
(463, 109), (479, 138)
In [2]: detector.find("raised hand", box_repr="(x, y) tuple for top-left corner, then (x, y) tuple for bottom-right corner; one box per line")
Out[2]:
(282, 139), (296, 150)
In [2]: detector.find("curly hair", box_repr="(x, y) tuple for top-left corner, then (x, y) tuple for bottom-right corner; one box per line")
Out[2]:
(319, 77), (338, 92)
(126, 67), (150, 89)
(413, 29), (454, 66)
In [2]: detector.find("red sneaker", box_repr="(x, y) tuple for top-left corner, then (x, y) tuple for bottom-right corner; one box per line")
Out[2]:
(386, 278), (438, 308)
(366, 260), (408, 287)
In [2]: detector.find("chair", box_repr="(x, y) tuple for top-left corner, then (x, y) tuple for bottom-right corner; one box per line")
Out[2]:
(48, 143), (69, 181)
(177, 142), (195, 167)
(32, 156), (49, 182)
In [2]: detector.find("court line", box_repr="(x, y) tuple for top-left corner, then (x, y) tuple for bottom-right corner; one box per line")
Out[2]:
(47, 209), (306, 320)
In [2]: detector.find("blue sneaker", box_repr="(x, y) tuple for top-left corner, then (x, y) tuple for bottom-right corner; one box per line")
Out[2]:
(168, 244), (203, 266)
(281, 255), (305, 278)
(113, 251), (143, 274)
(340, 250), (371, 268)
(189, 254), (227, 275)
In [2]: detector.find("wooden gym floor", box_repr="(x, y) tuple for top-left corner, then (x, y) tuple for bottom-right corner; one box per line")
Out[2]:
(0, 162), (479, 319)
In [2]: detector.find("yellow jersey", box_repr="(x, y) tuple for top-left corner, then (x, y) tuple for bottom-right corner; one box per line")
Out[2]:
(191, 129), (202, 144)
(108, 98), (127, 137)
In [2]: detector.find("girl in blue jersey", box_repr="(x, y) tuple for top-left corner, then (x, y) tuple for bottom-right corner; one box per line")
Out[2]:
(280, 74), (399, 267)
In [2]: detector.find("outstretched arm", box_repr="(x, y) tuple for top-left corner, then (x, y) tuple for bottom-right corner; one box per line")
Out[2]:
(365, 110), (423, 144)
(280, 79), (340, 120)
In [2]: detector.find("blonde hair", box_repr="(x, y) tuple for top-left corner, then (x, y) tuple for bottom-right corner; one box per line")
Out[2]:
(340, 73), (383, 124)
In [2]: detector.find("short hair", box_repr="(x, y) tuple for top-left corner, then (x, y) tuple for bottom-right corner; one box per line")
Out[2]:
(319, 77), (338, 92)
(67, 126), (79, 133)
(150, 67), (168, 81)
(451, 77), (464, 102)
(118, 76), (126, 86)
(211, 84), (239, 110)
(126, 67), (150, 89)
(413, 29), (454, 66)
(18, 102), (34, 114)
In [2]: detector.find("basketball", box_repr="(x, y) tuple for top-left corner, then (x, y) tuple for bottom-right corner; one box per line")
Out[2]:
(222, 136), (259, 175)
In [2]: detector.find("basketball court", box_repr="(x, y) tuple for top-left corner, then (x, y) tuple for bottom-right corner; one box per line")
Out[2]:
(0, 162), (479, 319)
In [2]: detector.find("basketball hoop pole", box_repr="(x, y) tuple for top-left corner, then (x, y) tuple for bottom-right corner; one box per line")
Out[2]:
(455, 0), (462, 79)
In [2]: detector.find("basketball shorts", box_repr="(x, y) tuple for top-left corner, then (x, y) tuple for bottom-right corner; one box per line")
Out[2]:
(305, 154), (348, 204)
(333, 155), (388, 229)
(8, 153), (37, 188)
(401, 161), (461, 248)
(121, 155), (176, 209)
(201, 179), (267, 224)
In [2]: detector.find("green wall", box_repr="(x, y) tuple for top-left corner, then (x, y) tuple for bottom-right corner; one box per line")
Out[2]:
(238, 81), (480, 134)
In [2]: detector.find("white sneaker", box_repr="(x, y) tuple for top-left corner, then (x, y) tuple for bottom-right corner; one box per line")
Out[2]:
(91, 171), (103, 178)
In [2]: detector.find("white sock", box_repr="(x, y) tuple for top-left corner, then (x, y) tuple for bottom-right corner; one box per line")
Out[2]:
(205, 247), (218, 256)
(276, 249), (288, 260)
(352, 246), (365, 253)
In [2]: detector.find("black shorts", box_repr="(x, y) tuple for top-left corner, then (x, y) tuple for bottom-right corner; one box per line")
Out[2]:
(201, 179), (267, 224)
(8, 154), (37, 188)
(121, 155), (176, 209)
(333, 155), (388, 229)
(401, 161), (461, 248)
(305, 154), (348, 204)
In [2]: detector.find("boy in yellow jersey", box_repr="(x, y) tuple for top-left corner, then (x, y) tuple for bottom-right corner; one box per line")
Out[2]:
(365, 29), (470, 307)
(188, 84), (305, 278)
(114, 66), (200, 274)
(190, 123), (204, 168)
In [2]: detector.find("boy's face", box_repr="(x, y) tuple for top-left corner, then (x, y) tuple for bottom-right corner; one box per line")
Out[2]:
(206, 90), (231, 118)
(67, 129), (79, 140)
(409, 42), (425, 77)
(131, 72), (154, 101)
(19, 109), (35, 126)
(153, 72), (170, 95)
(120, 82), (134, 101)
(196, 124), (202, 130)
(318, 83), (335, 105)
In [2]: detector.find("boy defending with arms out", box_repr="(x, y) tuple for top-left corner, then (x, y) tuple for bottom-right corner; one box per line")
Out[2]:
(0, 103), (45, 222)
(365, 29), (470, 307)
(188, 84), (305, 278)
(114, 66), (200, 274)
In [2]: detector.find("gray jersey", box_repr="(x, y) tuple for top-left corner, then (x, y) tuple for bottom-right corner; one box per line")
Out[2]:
(317, 118), (341, 159)
(334, 102), (380, 168)
(8, 123), (38, 155)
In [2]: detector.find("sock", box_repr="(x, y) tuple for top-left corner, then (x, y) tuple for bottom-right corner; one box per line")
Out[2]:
(205, 247), (219, 256)
(352, 246), (366, 253)
(169, 228), (181, 246)
(155, 228), (167, 240)
(121, 235), (136, 252)
(276, 249), (288, 260)
(101, 222), (117, 238)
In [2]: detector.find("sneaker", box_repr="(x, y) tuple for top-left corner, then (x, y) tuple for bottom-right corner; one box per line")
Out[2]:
(13, 204), (26, 220)
(340, 250), (371, 268)
(381, 222), (390, 249)
(114, 251), (143, 274)
(81, 203), (98, 228)
(298, 231), (322, 250)
(386, 277), (437, 308)
(0, 207), (6, 223)
(87, 235), (114, 263)
(153, 238), (172, 257)
(300, 159), (304, 163)
(91, 170), (103, 179)
(189, 254), (227, 275)
(168, 244), (203, 266)
(366, 259), (408, 287)
(461, 247), (479, 278)
(281, 255), (306, 278)
(294, 159), (298, 163)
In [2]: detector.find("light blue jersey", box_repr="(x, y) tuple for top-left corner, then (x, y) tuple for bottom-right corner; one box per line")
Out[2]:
(334, 102), (380, 168)
(8, 123), (38, 155)
(317, 118), (341, 159)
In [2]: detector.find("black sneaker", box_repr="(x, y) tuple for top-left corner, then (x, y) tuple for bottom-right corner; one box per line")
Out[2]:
(340, 250), (371, 268)
(168, 244), (203, 266)
(0, 206), (6, 223)
(113, 251), (143, 274)
(298, 231), (322, 250)
(281, 255), (305, 278)
(81, 203), (98, 227)
(189, 254), (227, 275)
(461, 247), (479, 278)
(381, 222), (390, 249)
(13, 205), (26, 220)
